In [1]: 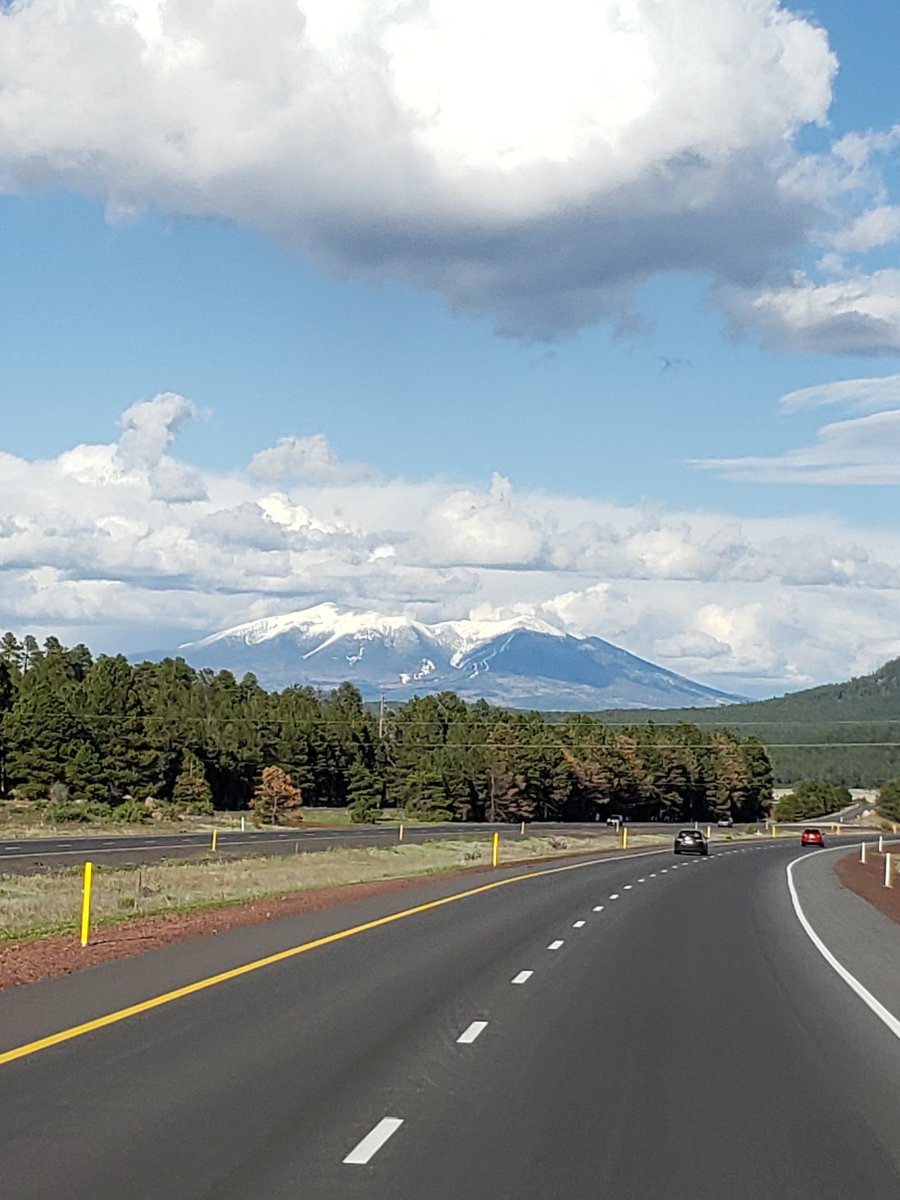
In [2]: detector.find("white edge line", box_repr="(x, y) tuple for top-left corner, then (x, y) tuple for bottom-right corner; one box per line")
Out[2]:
(786, 848), (900, 1042)
(511, 970), (533, 984)
(343, 1117), (404, 1165)
(457, 1020), (488, 1044)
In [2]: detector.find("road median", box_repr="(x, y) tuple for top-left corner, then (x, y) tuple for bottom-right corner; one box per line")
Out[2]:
(0, 832), (669, 991)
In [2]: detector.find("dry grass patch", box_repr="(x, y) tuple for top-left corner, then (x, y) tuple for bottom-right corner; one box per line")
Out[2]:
(0, 832), (668, 941)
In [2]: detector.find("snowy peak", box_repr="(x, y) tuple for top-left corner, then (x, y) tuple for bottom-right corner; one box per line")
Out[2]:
(173, 602), (743, 710)
(186, 603), (426, 650)
(183, 603), (565, 658)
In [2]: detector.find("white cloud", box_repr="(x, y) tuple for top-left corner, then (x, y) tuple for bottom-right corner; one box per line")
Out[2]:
(695, 408), (900, 485)
(0, 0), (841, 336)
(779, 372), (900, 413)
(728, 269), (900, 355)
(832, 205), (900, 253)
(248, 434), (374, 485)
(2, 394), (900, 696)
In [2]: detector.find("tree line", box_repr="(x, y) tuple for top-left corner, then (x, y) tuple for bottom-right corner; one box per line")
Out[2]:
(0, 634), (774, 824)
(588, 657), (900, 788)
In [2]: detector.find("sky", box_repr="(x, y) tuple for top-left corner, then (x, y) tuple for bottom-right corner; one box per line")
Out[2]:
(0, 0), (899, 699)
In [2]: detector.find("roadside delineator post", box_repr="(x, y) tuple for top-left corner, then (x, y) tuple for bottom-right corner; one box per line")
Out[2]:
(885, 853), (893, 889)
(706, 826), (712, 839)
(492, 831), (500, 868)
(878, 835), (884, 853)
(240, 815), (246, 833)
(399, 823), (404, 842)
(861, 841), (867, 864)
(80, 862), (93, 948)
(520, 821), (526, 835)
(771, 824), (777, 838)
(622, 827), (629, 850)
(211, 829), (218, 852)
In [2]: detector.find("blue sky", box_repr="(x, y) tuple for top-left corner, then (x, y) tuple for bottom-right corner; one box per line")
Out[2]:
(0, 0), (899, 698)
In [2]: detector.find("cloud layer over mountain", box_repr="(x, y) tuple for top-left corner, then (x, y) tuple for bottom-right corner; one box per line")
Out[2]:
(1, 0), (897, 346)
(1, 393), (898, 698)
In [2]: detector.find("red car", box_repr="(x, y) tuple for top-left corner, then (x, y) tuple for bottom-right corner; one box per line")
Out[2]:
(801, 828), (824, 847)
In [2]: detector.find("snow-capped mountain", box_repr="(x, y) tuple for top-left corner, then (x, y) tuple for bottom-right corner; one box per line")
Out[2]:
(167, 603), (743, 710)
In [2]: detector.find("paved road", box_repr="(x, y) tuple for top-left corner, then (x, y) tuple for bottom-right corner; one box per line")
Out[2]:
(2, 840), (900, 1198)
(0, 821), (678, 874)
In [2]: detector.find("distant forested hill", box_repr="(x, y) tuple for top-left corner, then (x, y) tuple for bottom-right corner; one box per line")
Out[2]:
(571, 658), (900, 787)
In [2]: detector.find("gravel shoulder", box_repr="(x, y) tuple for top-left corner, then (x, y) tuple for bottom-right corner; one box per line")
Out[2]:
(789, 845), (900, 1027)
(835, 851), (900, 925)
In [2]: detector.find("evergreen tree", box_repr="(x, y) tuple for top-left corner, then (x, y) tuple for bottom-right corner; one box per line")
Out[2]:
(172, 749), (214, 815)
(252, 765), (303, 826)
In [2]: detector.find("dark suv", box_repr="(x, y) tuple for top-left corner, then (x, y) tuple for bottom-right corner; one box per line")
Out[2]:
(674, 829), (708, 856)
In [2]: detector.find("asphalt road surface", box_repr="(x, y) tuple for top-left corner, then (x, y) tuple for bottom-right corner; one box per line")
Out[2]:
(0, 821), (665, 873)
(2, 839), (900, 1198)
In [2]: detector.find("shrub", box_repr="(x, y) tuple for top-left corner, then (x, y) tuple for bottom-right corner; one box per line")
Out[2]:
(114, 798), (150, 824)
(877, 780), (900, 822)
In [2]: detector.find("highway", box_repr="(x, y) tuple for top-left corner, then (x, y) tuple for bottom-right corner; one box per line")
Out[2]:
(0, 821), (651, 873)
(2, 839), (900, 1197)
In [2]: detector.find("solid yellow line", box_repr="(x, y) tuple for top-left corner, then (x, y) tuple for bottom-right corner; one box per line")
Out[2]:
(0, 847), (664, 1069)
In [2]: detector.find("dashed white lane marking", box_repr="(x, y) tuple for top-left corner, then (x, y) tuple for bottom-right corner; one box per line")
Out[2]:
(609, 893), (620, 900)
(573, 920), (586, 928)
(661, 869), (668, 873)
(511, 971), (533, 984)
(547, 940), (564, 951)
(637, 878), (646, 883)
(344, 1118), (404, 1165)
(593, 905), (604, 912)
(649, 873), (657, 878)
(623, 885), (633, 890)
(457, 1021), (488, 1045)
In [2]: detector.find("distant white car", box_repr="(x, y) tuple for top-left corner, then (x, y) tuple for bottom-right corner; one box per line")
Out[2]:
(717, 816), (733, 827)
(606, 814), (624, 826)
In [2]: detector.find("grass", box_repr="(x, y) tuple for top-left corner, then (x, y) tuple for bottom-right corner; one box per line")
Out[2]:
(0, 800), (511, 838)
(0, 805), (360, 838)
(0, 831), (671, 942)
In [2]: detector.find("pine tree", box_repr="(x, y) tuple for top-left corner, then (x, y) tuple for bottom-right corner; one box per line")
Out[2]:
(172, 749), (214, 815)
(252, 765), (303, 826)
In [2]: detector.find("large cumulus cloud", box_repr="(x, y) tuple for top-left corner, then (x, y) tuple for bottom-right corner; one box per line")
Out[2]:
(0, 0), (851, 337)
(1, 392), (900, 695)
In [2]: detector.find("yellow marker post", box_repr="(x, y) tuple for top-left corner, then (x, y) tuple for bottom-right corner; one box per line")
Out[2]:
(492, 831), (500, 868)
(706, 826), (712, 839)
(622, 827), (629, 850)
(211, 829), (218, 852)
(894, 824), (898, 835)
(520, 821), (526, 835)
(80, 862), (93, 948)
(771, 824), (777, 838)
(399, 824), (404, 842)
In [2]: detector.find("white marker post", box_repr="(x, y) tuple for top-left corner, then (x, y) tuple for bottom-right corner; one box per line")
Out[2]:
(861, 841), (867, 864)
(885, 854), (893, 889)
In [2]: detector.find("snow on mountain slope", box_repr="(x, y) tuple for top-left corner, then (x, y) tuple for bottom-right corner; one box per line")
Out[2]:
(173, 603), (743, 710)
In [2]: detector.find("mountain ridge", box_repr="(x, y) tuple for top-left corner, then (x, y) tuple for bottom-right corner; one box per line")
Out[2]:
(161, 603), (745, 711)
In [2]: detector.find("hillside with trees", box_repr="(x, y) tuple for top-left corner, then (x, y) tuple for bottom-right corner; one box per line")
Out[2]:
(0, 634), (773, 825)
(584, 657), (900, 787)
